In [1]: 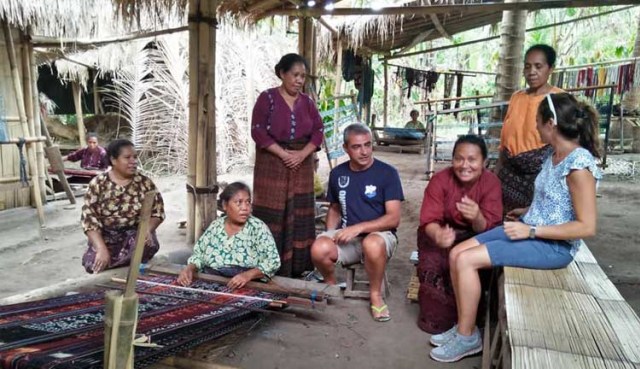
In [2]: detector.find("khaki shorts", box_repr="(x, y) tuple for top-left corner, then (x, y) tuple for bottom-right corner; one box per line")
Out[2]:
(317, 229), (398, 265)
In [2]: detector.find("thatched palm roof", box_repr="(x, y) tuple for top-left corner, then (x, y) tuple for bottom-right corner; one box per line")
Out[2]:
(0, 0), (184, 39)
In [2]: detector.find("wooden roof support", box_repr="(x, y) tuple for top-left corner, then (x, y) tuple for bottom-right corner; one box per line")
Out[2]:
(430, 14), (453, 41)
(383, 5), (637, 61)
(265, 0), (640, 17)
(31, 26), (188, 48)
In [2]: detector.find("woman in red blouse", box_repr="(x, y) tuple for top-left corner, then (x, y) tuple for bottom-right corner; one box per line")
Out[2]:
(417, 135), (503, 334)
(250, 53), (324, 277)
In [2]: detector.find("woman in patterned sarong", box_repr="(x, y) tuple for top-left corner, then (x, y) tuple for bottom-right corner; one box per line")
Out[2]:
(177, 182), (281, 288)
(496, 44), (563, 213)
(81, 139), (165, 273)
(417, 135), (503, 334)
(250, 53), (324, 277)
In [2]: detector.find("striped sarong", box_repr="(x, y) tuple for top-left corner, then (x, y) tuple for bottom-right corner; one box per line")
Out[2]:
(252, 142), (315, 277)
(498, 145), (552, 213)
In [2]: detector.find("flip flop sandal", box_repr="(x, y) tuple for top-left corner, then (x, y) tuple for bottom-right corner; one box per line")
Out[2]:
(371, 304), (391, 322)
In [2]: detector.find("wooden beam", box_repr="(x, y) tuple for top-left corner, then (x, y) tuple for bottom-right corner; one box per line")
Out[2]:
(265, 1), (640, 17)
(31, 26), (188, 48)
(384, 5), (637, 61)
(429, 14), (453, 41)
(383, 60), (388, 127)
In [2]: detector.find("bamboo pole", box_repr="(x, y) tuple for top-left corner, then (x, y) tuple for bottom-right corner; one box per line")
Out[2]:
(31, 26), (189, 48)
(186, 0), (199, 244)
(205, 0), (218, 232)
(189, 0), (219, 241)
(30, 37), (48, 203)
(383, 60), (388, 127)
(3, 22), (45, 227)
(22, 35), (46, 202)
(103, 191), (155, 369)
(0, 136), (47, 144)
(72, 82), (87, 147)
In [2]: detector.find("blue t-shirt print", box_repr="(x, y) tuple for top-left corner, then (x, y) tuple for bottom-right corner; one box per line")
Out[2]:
(327, 159), (404, 230)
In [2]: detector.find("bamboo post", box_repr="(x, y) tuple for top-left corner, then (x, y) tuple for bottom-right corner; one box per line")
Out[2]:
(22, 35), (46, 202)
(72, 82), (87, 147)
(104, 191), (155, 369)
(3, 22), (45, 226)
(383, 60), (389, 127)
(186, 0), (199, 244)
(92, 70), (103, 115)
(189, 0), (219, 242)
(205, 0), (218, 232)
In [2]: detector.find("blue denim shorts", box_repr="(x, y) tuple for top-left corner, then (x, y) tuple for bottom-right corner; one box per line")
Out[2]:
(476, 226), (573, 269)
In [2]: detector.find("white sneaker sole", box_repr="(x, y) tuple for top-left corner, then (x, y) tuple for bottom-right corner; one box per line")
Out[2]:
(429, 345), (483, 363)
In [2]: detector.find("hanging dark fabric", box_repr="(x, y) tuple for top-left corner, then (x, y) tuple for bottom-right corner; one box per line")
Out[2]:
(443, 74), (454, 110)
(398, 66), (440, 99)
(358, 58), (375, 107)
(342, 49), (360, 82)
(16, 138), (28, 187)
(454, 73), (464, 118)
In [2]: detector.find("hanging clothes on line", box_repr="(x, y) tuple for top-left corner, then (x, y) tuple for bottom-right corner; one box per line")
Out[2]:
(443, 74), (454, 110)
(397, 66), (440, 98)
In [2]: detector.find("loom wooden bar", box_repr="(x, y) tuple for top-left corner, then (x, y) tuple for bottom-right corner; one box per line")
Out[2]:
(148, 263), (340, 300)
(43, 145), (76, 204)
(123, 191), (156, 297)
(3, 22), (45, 227)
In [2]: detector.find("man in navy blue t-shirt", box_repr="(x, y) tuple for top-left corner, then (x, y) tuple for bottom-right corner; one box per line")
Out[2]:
(311, 123), (404, 322)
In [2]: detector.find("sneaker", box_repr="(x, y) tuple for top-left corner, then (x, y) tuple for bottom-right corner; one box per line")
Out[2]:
(429, 328), (482, 363)
(302, 270), (324, 282)
(429, 324), (457, 347)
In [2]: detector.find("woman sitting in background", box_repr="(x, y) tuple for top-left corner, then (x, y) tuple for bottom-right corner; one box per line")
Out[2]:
(430, 93), (601, 362)
(81, 139), (165, 273)
(64, 132), (108, 170)
(417, 135), (502, 334)
(177, 182), (281, 289)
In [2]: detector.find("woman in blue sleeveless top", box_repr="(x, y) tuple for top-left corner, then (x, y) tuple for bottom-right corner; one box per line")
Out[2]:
(430, 93), (602, 363)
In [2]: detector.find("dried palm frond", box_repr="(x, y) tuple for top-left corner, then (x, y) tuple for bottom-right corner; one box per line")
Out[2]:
(102, 45), (154, 148)
(0, 0), (184, 39)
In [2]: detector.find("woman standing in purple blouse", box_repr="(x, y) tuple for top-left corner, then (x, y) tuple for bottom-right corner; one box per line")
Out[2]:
(251, 53), (324, 277)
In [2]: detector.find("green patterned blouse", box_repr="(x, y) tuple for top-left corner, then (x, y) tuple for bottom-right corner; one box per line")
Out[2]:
(188, 215), (281, 277)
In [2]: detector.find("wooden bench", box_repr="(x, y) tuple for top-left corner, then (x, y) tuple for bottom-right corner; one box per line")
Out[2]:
(483, 242), (640, 369)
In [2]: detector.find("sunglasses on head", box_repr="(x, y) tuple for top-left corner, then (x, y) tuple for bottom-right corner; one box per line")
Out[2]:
(546, 94), (558, 126)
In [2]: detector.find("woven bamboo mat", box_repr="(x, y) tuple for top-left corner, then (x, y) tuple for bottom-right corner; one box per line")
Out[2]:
(504, 243), (640, 368)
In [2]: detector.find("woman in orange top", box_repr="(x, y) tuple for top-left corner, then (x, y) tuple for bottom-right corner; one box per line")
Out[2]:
(496, 44), (563, 212)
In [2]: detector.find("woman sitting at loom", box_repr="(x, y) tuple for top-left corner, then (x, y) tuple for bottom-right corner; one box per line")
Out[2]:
(177, 182), (281, 289)
(81, 139), (165, 273)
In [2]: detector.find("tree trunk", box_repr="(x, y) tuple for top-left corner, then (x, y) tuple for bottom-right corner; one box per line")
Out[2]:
(622, 14), (640, 111)
(489, 0), (528, 137)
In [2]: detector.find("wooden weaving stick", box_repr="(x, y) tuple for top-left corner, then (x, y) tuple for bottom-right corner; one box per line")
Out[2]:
(124, 191), (156, 298)
(111, 277), (288, 305)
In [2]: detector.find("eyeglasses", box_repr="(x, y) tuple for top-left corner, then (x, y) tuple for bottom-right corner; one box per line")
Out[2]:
(546, 93), (558, 126)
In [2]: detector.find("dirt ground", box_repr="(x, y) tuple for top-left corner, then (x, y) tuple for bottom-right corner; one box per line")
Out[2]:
(0, 151), (639, 369)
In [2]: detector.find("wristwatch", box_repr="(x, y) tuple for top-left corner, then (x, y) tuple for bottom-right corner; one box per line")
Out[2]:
(529, 225), (537, 239)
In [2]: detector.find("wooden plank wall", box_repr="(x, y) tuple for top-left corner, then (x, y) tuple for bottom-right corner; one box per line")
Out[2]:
(0, 24), (31, 210)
